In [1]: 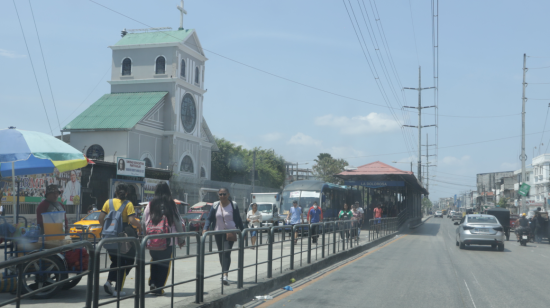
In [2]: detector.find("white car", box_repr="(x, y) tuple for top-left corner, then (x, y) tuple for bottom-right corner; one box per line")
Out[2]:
(435, 211), (443, 218)
(455, 214), (505, 251)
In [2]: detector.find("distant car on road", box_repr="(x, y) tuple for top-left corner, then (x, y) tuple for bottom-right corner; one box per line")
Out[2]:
(435, 211), (443, 218)
(456, 214), (505, 251)
(447, 210), (455, 218)
(452, 212), (462, 222)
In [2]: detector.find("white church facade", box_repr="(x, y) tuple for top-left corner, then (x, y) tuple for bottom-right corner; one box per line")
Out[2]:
(63, 7), (218, 181)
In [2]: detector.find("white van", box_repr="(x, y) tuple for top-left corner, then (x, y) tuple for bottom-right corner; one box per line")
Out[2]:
(249, 193), (281, 227)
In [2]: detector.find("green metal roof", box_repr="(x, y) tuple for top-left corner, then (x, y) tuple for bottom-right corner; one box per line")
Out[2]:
(63, 92), (168, 130)
(114, 29), (193, 46)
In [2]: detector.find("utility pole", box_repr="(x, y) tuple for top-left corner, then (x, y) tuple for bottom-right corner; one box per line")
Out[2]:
(422, 133), (436, 192)
(521, 53), (527, 214)
(404, 67), (436, 185)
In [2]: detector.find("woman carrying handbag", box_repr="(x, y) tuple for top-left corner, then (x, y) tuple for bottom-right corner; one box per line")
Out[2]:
(203, 188), (244, 285)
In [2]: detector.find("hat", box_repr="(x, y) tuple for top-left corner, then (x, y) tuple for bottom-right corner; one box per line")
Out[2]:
(45, 185), (60, 196)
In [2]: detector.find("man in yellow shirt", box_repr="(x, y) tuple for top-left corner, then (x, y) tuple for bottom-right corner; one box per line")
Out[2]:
(98, 183), (142, 297)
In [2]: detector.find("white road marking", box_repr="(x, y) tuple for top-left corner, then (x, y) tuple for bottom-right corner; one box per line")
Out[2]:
(464, 280), (477, 308)
(471, 273), (479, 285)
(540, 254), (550, 259)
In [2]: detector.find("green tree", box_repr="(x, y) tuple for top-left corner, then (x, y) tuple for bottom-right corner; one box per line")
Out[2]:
(497, 197), (509, 208)
(311, 153), (348, 184)
(422, 197), (433, 212)
(211, 137), (285, 188)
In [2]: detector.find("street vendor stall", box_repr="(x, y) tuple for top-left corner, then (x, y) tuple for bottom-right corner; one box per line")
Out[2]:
(0, 127), (91, 298)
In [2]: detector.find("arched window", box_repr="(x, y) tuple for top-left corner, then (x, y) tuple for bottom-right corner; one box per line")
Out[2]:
(201, 167), (206, 178)
(195, 67), (199, 84)
(86, 144), (104, 161)
(122, 58), (131, 76)
(155, 56), (165, 74)
(144, 158), (152, 168)
(180, 155), (194, 173)
(180, 59), (186, 78)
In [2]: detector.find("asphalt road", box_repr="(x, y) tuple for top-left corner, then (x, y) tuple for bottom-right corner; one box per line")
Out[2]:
(259, 217), (550, 308)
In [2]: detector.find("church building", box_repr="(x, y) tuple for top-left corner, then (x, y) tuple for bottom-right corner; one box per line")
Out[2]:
(63, 3), (218, 183)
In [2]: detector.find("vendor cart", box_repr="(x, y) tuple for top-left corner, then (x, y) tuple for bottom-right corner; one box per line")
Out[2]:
(486, 208), (511, 241)
(0, 219), (96, 299)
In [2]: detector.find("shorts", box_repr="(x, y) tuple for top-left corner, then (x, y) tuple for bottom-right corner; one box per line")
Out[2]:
(375, 218), (381, 224)
(250, 230), (257, 237)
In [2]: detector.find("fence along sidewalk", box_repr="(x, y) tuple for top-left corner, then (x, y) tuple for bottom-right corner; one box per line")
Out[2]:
(0, 218), (399, 308)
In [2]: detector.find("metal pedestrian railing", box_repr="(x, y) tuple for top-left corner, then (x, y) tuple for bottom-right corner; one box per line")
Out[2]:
(0, 218), (399, 307)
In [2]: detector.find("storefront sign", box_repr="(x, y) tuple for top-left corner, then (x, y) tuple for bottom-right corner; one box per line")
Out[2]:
(116, 157), (145, 177)
(518, 183), (530, 196)
(344, 181), (404, 188)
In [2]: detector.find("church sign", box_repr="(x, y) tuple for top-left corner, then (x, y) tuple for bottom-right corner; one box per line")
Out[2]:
(117, 157), (146, 177)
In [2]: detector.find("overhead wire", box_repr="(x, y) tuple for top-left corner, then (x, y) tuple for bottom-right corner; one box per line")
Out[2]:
(12, 0), (53, 135)
(353, 0), (417, 157)
(28, 0), (62, 134)
(538, 105), (550, 154)
(343, 0), (416, 159)
(86, 0), (518, 121)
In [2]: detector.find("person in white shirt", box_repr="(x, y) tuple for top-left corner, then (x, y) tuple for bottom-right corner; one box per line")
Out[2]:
(61, 170), (80, 205)
(355, 201), (364, 230)
(247, 203), (262, 249)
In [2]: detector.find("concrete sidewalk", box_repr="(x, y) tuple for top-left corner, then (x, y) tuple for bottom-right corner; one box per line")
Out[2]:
(0, 225), (399, 307)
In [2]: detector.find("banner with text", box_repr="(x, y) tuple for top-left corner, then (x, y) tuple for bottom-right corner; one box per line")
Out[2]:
(116, 157), (146, 177)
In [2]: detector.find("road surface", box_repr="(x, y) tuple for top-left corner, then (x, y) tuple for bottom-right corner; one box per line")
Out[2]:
(258, 217), (550, 308)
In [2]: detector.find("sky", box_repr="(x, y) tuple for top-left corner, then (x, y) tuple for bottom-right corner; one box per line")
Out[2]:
(2, 0), (550, 201)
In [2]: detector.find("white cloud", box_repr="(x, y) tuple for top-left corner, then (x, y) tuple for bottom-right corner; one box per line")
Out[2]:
(442, 155), (471, 165)
(314, 113), (400, 135)
(287, 133), (321, 146)
(262, 132), (282, 142)
(0, 49), (25, 58)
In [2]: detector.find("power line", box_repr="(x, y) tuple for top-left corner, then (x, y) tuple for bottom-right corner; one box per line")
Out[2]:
(87, 0), (517, 121)
(28, 0), (62, 134)
(12, 0), (53, 135)
(434, 171), (476, 179)
(538, 104), (550, 154)
(343, 0), (416, 159)
(57, 66), (111, 129)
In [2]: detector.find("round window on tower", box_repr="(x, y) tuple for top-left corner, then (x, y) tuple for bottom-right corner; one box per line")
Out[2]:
(180, 93), (197, 133)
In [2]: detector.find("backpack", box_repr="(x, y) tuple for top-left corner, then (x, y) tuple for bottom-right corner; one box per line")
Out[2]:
(101, 199), (128, 250)
(146, 205), (171, 250)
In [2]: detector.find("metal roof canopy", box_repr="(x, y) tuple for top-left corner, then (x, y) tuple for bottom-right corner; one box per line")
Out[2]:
(335, 161), (428, 194)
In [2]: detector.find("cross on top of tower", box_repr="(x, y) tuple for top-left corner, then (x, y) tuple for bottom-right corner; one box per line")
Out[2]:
(177, 0), (187, 30)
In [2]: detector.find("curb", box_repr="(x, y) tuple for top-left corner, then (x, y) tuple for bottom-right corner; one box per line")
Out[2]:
(175, 233), (398, 308)
(410, 216), (431, 229)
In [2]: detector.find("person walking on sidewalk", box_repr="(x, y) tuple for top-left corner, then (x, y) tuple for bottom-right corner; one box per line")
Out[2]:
(307, 202), (322, 244)
(143, 182), (185, 296)
(247, 203), (261, 249)
(339, 203), (352, 240)
(98, 183), (142, 297)
(286, 200), (304, 245)
(373, 204), (383, 233)
(203, 188), (244, 286)
(351, 203), (362, 240)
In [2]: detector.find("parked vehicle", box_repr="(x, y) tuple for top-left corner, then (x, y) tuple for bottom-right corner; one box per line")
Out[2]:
(486, 208), (511, 241)
(69, 211), (102, 240)
(250, 193), (281, 228)
(181, 211), (208, 231)
(455, 214), (505, 251)
(448, 210), (455, 218)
